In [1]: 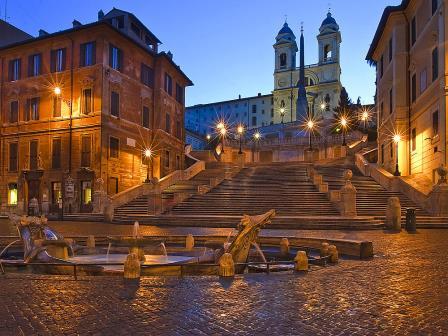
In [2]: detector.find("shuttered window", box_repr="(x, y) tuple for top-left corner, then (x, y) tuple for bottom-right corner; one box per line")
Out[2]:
(52, 138), (61, 169)
(81, 135), (91, 167)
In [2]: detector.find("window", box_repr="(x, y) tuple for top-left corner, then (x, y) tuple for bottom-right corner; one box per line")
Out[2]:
(131, 22), (141, 37)
(165, 113), (171, 133)
(109, 137), (119, 159)
(82, 88), (92, 115)
(252, 116), (257, 126)
(141, 64), (154, 87)
(8, 183), (18, 206)
(110, 16), (124, 29)
(411, 74), (416, 103)
(420, 69), (427, 93)
(26, 97), (39, 121)
(50, 48), (66, 73)
(81, 135), (91, 167)
(411, 17), (416, 46)
(164, 150), (170, 168)
(142, 106), (150, 128)
(390, 143), (393, 158)
(9, 143), (18, 172)
(379, 56), (383, 78)
(176, 155), (180, 170)
(271, 109), (274, 118)
(9, 101), (18, 123)
(433, 110), (439, 136)
(52, 138), (61, 169)
(389, 89), (393, 114)
(381, 144), (385, 164)
(29, 140), (38, 170)
(432, 0), (438, 15)
(412, 128), (417, 151)
(324, 45), (332, 61)
(432, 47), (438, 82)
(252, 105), (257, 113)
(388, 38), (393, 62)
(176, 83), (184, 104)
(164, 73), (173, 95)
(111, 91), (119, 117)
(28, 53), (41, 77)
(9, 58), (21, 81)
(108, 177), (119, 195)
(80, 42), (96, 67)
(280, 53), (287, 67)
(380, 102), (384, 122)
(53, 96), (61, 118)
(109, 45), (122, 71)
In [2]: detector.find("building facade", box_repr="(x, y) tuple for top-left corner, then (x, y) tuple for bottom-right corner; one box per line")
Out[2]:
(367, 0), (446, 182)
(0, 8), (192, 214)
(185, 12), (343, 139)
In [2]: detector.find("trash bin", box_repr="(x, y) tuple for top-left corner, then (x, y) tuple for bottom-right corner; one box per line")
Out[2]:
(405, 208), (417, 233)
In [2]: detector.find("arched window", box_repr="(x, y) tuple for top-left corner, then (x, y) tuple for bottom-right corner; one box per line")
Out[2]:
(325, 94), (331, 111)
(324, 45), (332, 61)
(280, 53), (287, 67)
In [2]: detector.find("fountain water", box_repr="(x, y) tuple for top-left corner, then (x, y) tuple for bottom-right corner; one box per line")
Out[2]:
(159, 242), (168, 257)
(251, 242), (267, 263)
(106, 242), (112, 259)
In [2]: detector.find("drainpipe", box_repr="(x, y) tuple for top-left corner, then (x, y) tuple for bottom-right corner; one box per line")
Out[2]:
(403, 13), (411, 176)
(68, 37), (74, 175)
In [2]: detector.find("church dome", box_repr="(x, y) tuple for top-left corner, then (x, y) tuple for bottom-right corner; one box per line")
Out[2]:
(276, 22), (296, 41)
(320, 12), (339, 33)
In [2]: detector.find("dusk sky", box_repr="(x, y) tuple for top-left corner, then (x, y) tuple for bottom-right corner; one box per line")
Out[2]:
(3, 0), (399, 106)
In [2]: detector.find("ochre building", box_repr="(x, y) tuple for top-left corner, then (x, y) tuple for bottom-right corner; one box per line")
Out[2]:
(0, 8), (192, 214)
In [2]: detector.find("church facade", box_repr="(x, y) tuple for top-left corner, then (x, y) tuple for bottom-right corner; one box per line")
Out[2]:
(185, 12), (343, 140)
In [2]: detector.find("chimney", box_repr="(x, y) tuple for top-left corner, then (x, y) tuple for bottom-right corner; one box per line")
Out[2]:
(72, 20), (82, 28)
(167, 51), (173, 59)
(238, 94), (241, 100)
(258, 93), (261, 97)
(38, 29), (48, 37)
(98, 10), (104, 20)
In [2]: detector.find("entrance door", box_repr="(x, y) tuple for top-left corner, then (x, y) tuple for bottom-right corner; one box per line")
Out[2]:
(80, 180), (93, 213)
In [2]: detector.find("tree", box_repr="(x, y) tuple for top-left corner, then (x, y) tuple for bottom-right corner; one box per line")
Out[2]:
(331, 87), (355, 134)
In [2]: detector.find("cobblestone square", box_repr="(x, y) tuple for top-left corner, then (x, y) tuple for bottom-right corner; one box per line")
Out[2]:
(1, 229), (447, 335)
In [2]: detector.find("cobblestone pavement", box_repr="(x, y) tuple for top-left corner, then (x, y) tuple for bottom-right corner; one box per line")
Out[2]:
(1, 227), (448, 335)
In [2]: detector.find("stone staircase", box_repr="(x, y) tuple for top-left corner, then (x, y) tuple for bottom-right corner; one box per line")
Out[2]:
(112, 163), (238, 221)
(113, 162), (383, 229)
(314, 161), (448, 227)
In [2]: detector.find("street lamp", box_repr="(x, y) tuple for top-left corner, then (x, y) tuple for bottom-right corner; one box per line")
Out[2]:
(393, 134), (401, 176)
(237, 124), (244, 154)
(307, 120), (314, 150)
(340, 117), (348, 146)
(280, 107), (286, 124)
(144, 148), (153, 183)
(219, 126), (227, 153)
(206, 134), (211, 141)
(54, 86), (62, 95)
(361, 111), (369, 131)
(320, 103), (326, 111)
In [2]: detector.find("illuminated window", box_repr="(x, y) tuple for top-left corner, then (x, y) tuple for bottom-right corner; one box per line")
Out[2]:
(109, 45), (122, 71)
(52, 182), (62, 205)
(8, 183), (18, 205)
(28, 53), (41, 77)
(51, 48), (66, 73)
(9, 58), (21, 81)
(81, 181), (92, 205)
(82, 88), (92, 115)
(80, 42), (96, 67)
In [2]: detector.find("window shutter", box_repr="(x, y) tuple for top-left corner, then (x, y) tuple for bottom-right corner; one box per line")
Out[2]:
(118, 49), (123, 71)
(80, 43), (85, 67)
(25, 99), (30, 121)
(61, 48), (67, 71)
(8, 60), (13, 81)
(92, 42), (96, 65)
(109, 45), (113, 67)
(50, 50), (56, 72)
(28, 55), (33, 77)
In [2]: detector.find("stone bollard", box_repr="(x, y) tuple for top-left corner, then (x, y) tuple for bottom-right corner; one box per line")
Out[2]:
(124, 253), (141, 279)
(294, 251), (308, 271)
(280, 238), (290, 257)
(386, 197), (401, 231)
(320, 242), (329, 258)
(86, 235), (95, 252)
(328, 245), (339, 263)
(219, 253), (235, 277)
(340, 170), (357, 216)
(185, 234), (195, 250)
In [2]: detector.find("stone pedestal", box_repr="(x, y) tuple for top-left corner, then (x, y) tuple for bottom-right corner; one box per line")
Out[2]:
(294, 251), (308, 271)
(427, 165), (448, 216)
(219, 253), (235, 277)
(147, 191), (163, 215)
(340, 170), (357, 217)
(124, 253), (141, 279)
(386, 197), (401, 231)
(185, 234), (194, 250)
(237, 153), (246, 168)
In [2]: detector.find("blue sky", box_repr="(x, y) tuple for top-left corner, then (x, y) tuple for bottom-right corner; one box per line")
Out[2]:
(3, 0), (399, 106)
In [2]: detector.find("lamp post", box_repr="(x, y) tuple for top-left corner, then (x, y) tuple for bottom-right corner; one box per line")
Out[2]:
(361, 111), (368, 132)
(307, 120), (314, 150)
(340, 117), (348, 146)
(220, 127), (227, 153)
(144, 148), (153, 183)
(393, 134), (401, 176)
(253, 131), (261, 161)
(237, 125), (244, 154)
(206, 134), (211, 141)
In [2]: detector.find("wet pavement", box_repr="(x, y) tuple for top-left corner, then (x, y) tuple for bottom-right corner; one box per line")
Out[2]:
(0, 223), (447, 335)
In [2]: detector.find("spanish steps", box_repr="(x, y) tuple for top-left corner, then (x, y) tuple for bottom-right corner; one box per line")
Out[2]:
(113, 161), (384, 229)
